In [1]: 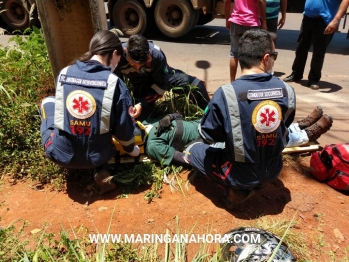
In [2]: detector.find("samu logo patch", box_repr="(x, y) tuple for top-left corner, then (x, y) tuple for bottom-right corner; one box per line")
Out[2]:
(252, 100), (282, 133)
(66, 90), (96, 119)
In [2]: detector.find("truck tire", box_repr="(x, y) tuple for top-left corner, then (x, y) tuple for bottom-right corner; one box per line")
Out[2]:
(113, 0), (151, 36)
(0, 0), (35, 31)
(154, 0), (196, 38)
(197, 12), (214, 26)
(0, 16), (7, 29)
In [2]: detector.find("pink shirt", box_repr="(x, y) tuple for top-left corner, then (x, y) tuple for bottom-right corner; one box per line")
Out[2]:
(228, 0), (261, 27)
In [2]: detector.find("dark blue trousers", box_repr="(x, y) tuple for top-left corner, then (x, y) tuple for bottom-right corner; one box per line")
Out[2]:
(292, 15), (334, 83)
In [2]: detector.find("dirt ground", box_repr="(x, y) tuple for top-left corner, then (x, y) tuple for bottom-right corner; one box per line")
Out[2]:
(0, 153), (349, 261)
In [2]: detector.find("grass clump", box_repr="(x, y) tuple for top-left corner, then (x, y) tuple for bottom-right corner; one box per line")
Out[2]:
(247, 215), (308, 260)
(0, 27), (203, 194)
(0, 217), (224, 261)
(0, 27), (66, 189)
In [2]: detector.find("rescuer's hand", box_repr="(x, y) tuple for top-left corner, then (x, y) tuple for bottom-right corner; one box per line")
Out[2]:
(133, 103), (142, 119)
(155, 115), (172, 137)
(128, 145), (140, 157)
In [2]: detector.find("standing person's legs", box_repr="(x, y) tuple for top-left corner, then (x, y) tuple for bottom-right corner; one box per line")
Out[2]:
(229, 24), (259, 81)
(230, 23), (240, 82)
(288, 16), (313, 81)
(308, 17), (335, 89)
(266, 17), (278, 34)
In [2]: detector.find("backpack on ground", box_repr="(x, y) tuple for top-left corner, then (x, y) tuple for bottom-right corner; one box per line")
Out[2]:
(310, 143), (349, 191)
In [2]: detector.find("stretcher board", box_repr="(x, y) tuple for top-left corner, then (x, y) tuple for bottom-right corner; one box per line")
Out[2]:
(109, 141), (320, 164)
(282, 141), (319, 154)
(108, 155), (156, 164)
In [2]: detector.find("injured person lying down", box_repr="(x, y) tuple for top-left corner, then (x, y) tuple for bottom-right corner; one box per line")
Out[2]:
(116, 106), (332, 166)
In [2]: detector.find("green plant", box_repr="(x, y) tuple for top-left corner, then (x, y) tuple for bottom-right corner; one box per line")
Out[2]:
(0, 27), (66, 189)
(248, 215), (308, 260)
(0, 216), (226, 261)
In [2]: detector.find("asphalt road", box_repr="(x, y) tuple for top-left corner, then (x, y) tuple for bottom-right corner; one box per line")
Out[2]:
(1, 13), (348, 145)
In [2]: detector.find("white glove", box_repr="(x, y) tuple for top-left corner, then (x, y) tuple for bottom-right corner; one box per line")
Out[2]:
(128, 145), (140, 157)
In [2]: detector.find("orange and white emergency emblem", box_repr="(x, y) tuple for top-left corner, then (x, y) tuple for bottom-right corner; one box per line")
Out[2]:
(252, 100), (282, 133)
(66, 90), (96, 119)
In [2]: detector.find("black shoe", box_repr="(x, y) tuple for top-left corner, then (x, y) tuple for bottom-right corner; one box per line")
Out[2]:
(307, 81), (319, 90)
(283, 72), (302, 82)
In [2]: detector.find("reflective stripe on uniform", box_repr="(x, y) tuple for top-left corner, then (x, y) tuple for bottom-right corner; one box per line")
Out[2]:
(221, 84), (246, 162)
(283, 82), (296, 144)
(151, 83), (165, 95)
(190, 78), (200, 87)
(100, 73), (118, 134)
(55, 66), (118, 134)
(54, 66), (69, 130)
(41, 97), (56, 120)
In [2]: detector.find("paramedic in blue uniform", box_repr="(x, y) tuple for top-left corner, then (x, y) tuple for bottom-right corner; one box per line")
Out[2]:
(39, 30), (139, 194)
(113, 34), (210, 121)
(184, 29), (296, 209)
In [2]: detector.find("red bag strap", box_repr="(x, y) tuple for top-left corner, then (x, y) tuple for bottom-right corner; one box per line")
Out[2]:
(333, 144), (349, 164)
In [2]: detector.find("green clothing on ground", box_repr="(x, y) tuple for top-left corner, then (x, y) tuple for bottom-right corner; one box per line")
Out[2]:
(143, 119), (200, 166)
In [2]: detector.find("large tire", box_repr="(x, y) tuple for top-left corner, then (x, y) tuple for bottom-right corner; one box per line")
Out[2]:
(196, 12), (214, 26)
(0, 16), (7, 29)
(113, 0), (151, 36)
(154, 0), (196, 38)
(0, 0), (34, 31)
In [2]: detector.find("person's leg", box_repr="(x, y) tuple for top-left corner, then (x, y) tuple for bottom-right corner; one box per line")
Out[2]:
(266, 17), (278, 34)
(167, 69), (210, 110)
(186, 75), (210, 109)
(184, 142), (255, 209)
(304, 114), (333, 141)
(308, 17), (335, 88)
(94, 164), (116, 195)
(39, 96), (55, 150)
(229, 57), (239, 82)
(229, 23), (239, 82)
(286, 15), (313, 81)
(297, 106), (323, 129)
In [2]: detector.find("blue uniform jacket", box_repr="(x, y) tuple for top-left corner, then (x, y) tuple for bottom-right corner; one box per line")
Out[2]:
(198, 73), (296, 186)
(48, 60), (135, 169)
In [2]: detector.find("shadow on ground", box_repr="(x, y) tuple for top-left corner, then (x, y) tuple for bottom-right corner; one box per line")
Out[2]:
(66, 170), (151, 206)
(190, 176), (291, 219)
(298, 80), (343, 93)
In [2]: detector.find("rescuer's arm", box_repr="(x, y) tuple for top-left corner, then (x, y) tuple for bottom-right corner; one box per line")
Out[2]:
(198, 89), (227, 144)
(113, 80), (139, 156)
(258, 0), (267, 30)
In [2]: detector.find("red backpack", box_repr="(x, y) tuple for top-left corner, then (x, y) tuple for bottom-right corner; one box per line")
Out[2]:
(310, 143), (349, 191)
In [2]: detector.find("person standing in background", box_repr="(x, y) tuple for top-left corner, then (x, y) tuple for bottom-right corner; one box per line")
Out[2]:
(283, 0), (349, 90)
(266, 0), (287, 36)
(225, 0), (267, 82)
